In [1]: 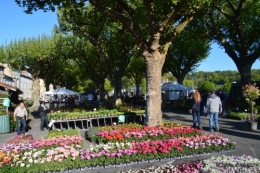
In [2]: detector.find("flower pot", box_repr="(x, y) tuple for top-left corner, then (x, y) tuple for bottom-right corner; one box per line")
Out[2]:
(181, 155), (191, 158)
(250, 121), (258, 131)
(191, 154), (200, 157)
(210, 151), (219, 155)
(92, 165), (104, 169)
(104, 164), (115, 168)
(218, 150), (227, 154)
(126, 161), (137, 165)
(80, 166), (92, 170)
(138, 160), (149, 164)
(149, 159), (160, 163)
(200, 152), (210, 156)
(115, 163), (126, 167)
(228, 149), (236, 152)
(160, 157), (171, 161)
(69, 167), (81, 172)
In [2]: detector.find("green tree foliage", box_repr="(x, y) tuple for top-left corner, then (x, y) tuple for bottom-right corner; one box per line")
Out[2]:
(194, 0), (260, 84)
(183, 80), (194, 87)
(222, 83), (232, 93)
(125, 53), (146, 96)
(2, 35), (71, 86)
(57, 5), (135, 103)
(163, 27), (210, 84)
(104, 79), (113, 92)
(15, 0), (211, 126)
(198, 81), (215, 92)
(54, 34), (108, 100)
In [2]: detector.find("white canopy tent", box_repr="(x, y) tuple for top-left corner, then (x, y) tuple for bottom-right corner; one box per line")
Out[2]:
(161, 82), (193, 100)
(52, 88), (79, 95)
(43, 88), (80, 102)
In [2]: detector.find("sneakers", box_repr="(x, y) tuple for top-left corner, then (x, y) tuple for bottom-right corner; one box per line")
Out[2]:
(210, 129), (214, 132)
(199, 126), (203, 130)
(216, 127), (219, 132)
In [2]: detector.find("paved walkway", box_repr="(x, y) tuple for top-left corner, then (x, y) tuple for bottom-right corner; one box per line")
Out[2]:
(0, 110), (260, 173)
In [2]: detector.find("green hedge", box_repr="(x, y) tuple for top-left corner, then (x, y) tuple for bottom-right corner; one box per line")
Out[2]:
(226, 112), (260, 120)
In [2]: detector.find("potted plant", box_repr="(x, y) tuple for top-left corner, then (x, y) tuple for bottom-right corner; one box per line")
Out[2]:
(242, 83), (260, 131)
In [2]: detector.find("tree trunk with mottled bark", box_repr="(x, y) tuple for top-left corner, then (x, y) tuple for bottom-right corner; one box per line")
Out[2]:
(143, 50), (165, 126)
(30, 78), (40, 112)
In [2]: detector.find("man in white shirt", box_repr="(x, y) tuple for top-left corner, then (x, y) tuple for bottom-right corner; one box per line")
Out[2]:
(14, 102), (28, 135)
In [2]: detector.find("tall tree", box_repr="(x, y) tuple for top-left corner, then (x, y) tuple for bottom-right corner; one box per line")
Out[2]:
(56, 34), (108, 100)
(15, 0), (210, 126)
(195, 0), (260, 85)
(2, 35), (70, 109)
(125, 52), (146, 96)
(57, 5), (134, 103)
(163, 28), (210, 84)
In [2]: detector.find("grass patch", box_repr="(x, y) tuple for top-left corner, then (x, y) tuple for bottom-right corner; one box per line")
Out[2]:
(226, 112), (260, 120)
(117, 110), (145, 115)
(45, 129), (80, 139)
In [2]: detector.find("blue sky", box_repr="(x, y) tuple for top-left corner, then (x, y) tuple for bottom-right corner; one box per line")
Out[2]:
(1, 1), (260, 72)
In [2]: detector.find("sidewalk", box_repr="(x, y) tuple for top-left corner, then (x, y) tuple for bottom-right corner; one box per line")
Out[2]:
(0, 110), (260, 173)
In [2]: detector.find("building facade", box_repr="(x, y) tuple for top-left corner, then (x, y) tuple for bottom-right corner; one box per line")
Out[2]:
(0, 64), (33, 99)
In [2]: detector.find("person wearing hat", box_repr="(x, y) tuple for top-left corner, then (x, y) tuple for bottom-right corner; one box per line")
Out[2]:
(38, 101), (50, 131)
(218, 90), (227, 117)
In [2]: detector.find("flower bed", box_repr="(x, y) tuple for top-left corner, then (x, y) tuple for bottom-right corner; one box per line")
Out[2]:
(90, 123), (201, 143)
(0, 135), (82, 153)
(122, 155), (260, 173)
(0, 123), (238, 172)
(6, 135), (34, 145)
(79, 134), (236, 167)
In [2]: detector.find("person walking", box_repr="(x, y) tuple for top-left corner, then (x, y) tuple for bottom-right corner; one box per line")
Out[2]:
(200, 91), (210, 116)
(13, 102), (28, 135)
(218, 90), (227, 117)
(206, 90), (222, 132)
(38, 101), (50, 131)
(192, 91), (202, 130)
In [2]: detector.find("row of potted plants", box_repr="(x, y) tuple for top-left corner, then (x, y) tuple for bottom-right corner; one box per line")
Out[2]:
(78, 134), (236, 168)
(94, 126), (201, 143)
(122, 155), (260, 173)
(48, 109), (145, 120)
(48, 109), (118, 120)
(0, 134), (236, 172)
(87, 122), (199, 143)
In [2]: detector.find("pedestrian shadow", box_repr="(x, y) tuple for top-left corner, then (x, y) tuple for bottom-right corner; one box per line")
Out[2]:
(26, 119), (32, 132)
(163, 113), (192, 125)
(30, 110), (40, 119)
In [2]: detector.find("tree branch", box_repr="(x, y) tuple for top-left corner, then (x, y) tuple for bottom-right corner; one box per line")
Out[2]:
(144, 0), (157, 32)
(89, 0), (146, 47)
(165, 5), (201, 44)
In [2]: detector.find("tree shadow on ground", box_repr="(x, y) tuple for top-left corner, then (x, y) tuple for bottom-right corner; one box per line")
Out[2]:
(163, 113), (260, 140)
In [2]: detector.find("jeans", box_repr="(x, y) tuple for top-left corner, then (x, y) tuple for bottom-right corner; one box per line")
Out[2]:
(40, 115), (49, 130)
(221, 102), (225, 115)
(208, 112), (219, 131)
(192, 111), (201, 128)
(17, 117), (26, 135)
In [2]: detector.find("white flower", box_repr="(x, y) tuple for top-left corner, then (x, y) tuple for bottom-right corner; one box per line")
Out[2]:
(29, 159), (33, 163)
(20, 163), (25, 167)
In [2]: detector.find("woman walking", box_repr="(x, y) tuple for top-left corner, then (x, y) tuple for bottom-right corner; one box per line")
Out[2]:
(192, 91), (202, 130)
